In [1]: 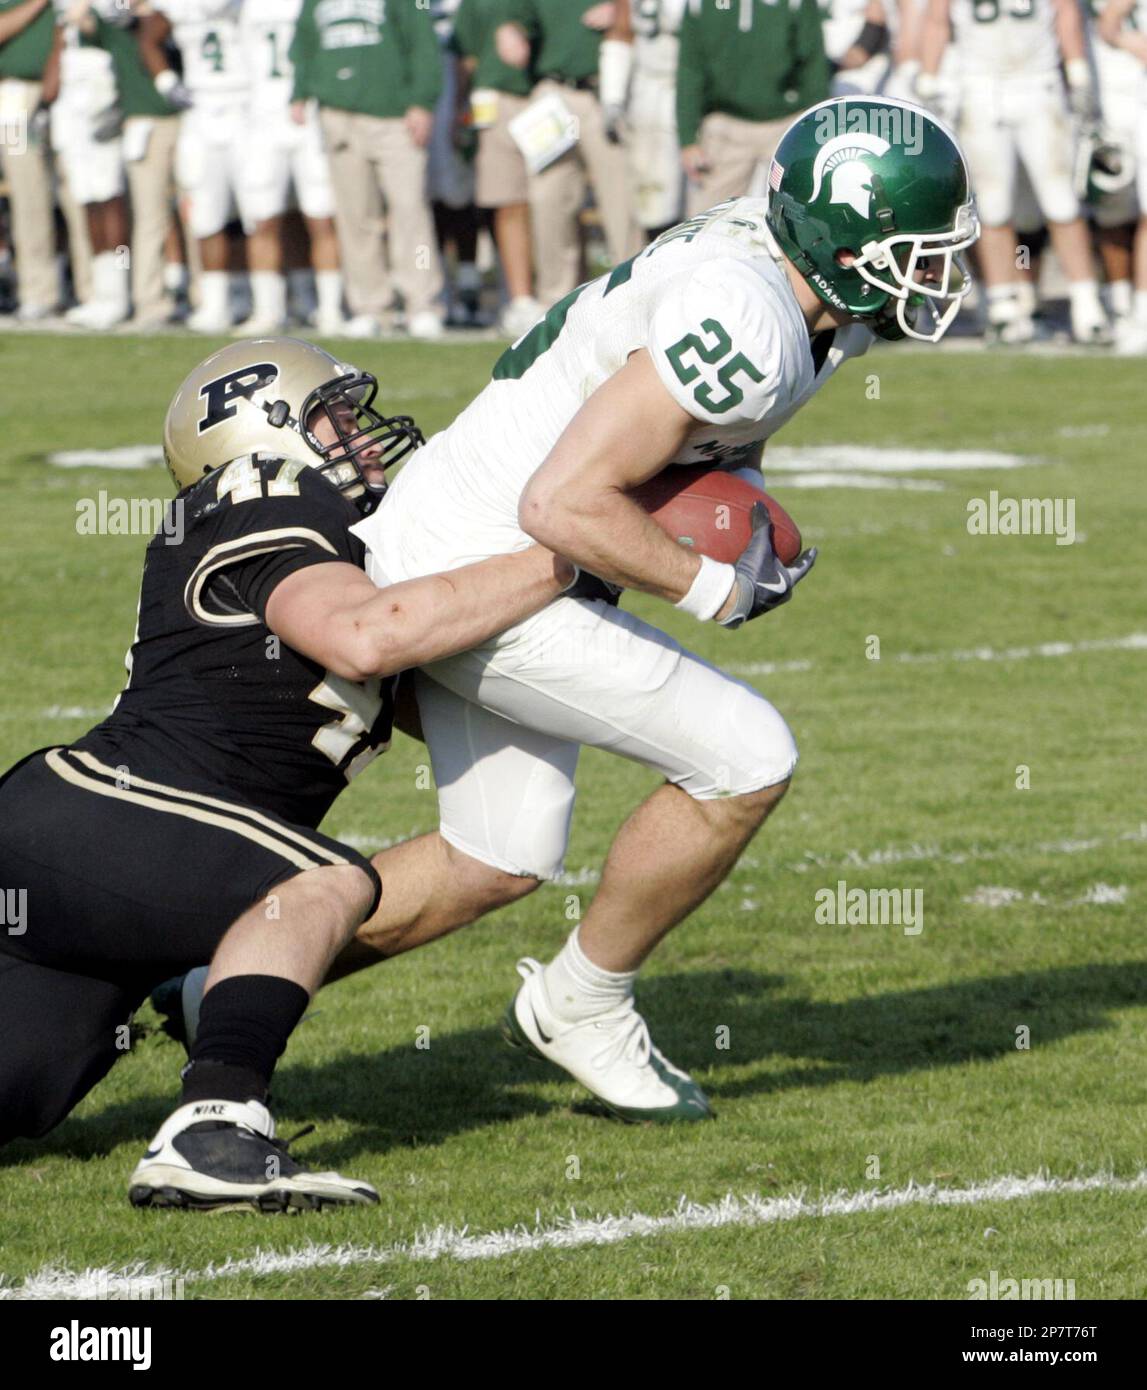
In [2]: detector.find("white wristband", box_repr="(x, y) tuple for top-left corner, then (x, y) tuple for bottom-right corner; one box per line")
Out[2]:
(1065, 58), (1090, 89)
(675, 554), (736, 622)
(154, 69), (179, 97)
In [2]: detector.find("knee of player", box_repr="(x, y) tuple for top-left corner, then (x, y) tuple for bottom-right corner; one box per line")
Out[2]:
(321, 860), (381, 926)
(702, 689), (798, 799)
(444, 841), (542, 913)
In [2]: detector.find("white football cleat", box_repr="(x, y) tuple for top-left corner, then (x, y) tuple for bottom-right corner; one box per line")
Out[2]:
(129, 1098), (379, 1212)
(340, 313), (381, 339)
(407, 309), (445, 340)
(231, 314), (288, 339)
(64, 299), (130, 331)
(502, 957), (713, 1123)
(499, 295), (542, 340)
(1114, 319), (1147, 355)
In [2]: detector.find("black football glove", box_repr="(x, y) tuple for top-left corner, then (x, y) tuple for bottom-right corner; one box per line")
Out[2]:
(563, 566), (622, 606)
(718, 501), (817, 628)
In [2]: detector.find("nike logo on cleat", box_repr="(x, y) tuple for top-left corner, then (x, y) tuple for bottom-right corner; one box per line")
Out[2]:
(529, 1006), (553, 1045)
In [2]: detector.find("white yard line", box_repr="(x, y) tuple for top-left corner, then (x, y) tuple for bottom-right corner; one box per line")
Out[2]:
(728, 632), (1147, 677)
(765, 446), (1038, 473)
(2, 1170), (1144, 1299)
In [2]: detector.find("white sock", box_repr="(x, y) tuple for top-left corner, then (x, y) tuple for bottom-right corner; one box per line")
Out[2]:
(88, 251), (115, 305)
(250, 269), (287, 324)
(1068, 278), (1102, 318)
(108, 255), (130, 314)
(1134, 289), (1147, 326)
(316, 269), (343, 322)
(542, 925), (637, 1023)
(163, 261), (188, 295)
(986, 284), (1022, 325)
(1103, 279), (1132, 319)
(1013, 280), (1037, 319)
(198, 270), (231, 320)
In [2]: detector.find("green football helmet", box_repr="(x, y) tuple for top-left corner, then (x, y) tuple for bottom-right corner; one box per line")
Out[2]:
(766, 95), (980, 343)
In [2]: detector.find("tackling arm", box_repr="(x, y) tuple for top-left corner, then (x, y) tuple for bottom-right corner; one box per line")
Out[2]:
(264, 547), (574, 682)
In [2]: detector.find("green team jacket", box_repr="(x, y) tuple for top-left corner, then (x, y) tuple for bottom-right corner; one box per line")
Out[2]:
(289, 0), (442, 116)
(452, 0), (532, 98)
(505, 0), (601, 85)
(0, 0), (53, 80)
(676, 0), (829, 147)
(95, 18), (177, 119)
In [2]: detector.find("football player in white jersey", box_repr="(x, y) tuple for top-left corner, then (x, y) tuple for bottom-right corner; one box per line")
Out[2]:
(1099, 0), (1147, 349)
(240, 0), (343, 336)
(348, 97), (980, 1122)
(43, 0), (131, 329)
(823, 0), (894, 97)
(139, 0), (248, 333)
(920, 0), (1112, 345)
(627, 0), (687, 237)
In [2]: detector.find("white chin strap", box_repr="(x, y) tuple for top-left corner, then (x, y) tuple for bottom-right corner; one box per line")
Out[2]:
(852, 207), (981, 343)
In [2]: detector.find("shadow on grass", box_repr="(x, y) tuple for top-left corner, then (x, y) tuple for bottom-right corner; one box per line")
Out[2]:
(5, 961), (1144, 1168)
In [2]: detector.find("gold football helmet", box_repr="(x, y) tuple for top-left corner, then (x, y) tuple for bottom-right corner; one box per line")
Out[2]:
(163, 337), (422, 508)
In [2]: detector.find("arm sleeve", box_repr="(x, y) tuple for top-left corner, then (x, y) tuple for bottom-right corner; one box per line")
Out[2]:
(648, 260), (790, 428)
(675, 3), (706, 148)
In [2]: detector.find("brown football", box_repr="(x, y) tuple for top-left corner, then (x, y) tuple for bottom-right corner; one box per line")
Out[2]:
(629, 466), (802, 566)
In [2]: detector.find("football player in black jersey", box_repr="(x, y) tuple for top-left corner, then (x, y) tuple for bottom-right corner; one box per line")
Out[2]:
(0, 339), (579, 1210)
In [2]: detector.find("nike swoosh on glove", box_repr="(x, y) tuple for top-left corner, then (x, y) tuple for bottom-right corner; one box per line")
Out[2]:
(719, 501), (817, 628)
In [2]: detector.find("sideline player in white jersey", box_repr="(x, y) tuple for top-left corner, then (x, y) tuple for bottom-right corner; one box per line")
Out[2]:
(44, 0), (131, 329)
(348, 97), (980, 1122)
(140, 0), (248, 333)
(627, 0), (687, 237)
(1099, 0), (1147, 349)
(822, 0), (894, 97)
(239, 0), (343, 336)
(920, 0), (1112, 345)
(1081, 0), (1141, 326)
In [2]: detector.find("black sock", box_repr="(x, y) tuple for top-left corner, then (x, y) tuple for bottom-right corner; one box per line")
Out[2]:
(181, 974), (309, 1106)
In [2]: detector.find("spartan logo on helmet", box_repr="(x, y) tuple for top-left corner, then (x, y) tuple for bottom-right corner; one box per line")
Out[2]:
(809, 134), (891, 220)
(197, 363), (279, 435)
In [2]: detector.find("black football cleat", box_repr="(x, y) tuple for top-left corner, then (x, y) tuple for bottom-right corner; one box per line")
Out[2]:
(129, 1099), (378, 1212)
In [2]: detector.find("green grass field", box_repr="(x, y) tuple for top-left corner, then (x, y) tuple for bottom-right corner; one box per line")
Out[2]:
(0, 333), (1143, 1300)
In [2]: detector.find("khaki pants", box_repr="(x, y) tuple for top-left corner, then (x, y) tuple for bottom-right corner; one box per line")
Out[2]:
(124, 114), (179, 323)
(0, 79), (58, 309)
(686, 111), (791, 217)
(319, 107), (443, 320)
(527, 80), (640, 308)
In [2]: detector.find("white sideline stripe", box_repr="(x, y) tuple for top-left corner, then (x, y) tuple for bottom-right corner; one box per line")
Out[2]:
(46, 446), (165, 470)
(2, 1170), (1144, 1299)
(766, 446), (1036, 473)
(771, 473), (946, 491)
(728, 632), (1147, 677)
(556, 822), (1147, 887)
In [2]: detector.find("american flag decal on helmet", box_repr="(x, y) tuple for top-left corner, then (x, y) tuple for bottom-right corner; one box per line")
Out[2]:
(768, 159), (784, 192)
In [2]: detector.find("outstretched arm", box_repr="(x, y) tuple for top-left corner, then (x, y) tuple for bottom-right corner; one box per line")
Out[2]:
(264, 546), (574, 681)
